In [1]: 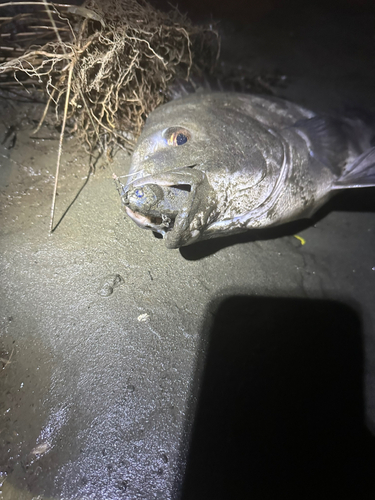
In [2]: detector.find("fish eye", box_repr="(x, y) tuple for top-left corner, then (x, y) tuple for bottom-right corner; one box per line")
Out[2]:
(163, 127), (191, 147)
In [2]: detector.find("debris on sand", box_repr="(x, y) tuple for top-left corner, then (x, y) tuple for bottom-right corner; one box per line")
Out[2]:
(0, 0), (219, 231)
(0, 0), (219, 153)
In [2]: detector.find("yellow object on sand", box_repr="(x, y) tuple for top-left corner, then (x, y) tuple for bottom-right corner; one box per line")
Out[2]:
(293, 235), (306, 245)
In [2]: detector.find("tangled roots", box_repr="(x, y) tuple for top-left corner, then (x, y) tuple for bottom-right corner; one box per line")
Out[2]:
(0, 0), (219, 153)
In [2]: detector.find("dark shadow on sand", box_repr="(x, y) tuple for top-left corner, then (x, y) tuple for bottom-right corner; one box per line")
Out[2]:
(178, 296), (375, 500)
(51, 150), (104, 233)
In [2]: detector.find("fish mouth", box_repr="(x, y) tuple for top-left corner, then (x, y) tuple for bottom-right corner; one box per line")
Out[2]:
(125, 205), (174, 235)
(122, 177), (193, 239)
(122, 165), (211, 247)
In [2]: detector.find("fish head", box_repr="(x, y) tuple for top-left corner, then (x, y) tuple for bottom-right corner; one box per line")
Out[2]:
(123, 93), (284, 247)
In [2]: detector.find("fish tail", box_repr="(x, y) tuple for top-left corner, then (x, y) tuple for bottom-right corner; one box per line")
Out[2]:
(333, 147), (375, 189)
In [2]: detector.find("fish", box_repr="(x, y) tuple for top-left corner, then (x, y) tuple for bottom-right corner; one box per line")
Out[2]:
(121, 92), (375, 248)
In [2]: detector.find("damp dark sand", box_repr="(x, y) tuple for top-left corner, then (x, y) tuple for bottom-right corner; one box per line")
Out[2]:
(1, 4), (375, 499)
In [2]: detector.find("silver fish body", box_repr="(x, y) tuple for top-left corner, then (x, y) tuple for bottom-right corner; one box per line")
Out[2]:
(122, 92), (375, 248)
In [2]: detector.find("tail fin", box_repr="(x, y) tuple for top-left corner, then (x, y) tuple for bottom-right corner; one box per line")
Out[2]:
(333, 147), (375, 189)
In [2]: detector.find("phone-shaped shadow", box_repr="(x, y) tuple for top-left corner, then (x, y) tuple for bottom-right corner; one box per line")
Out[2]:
(178, 296), (375, 500)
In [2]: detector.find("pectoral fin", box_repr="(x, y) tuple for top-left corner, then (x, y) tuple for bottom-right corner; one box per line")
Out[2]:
(333, 147), (375, 189)
(294, 116), (347, 175)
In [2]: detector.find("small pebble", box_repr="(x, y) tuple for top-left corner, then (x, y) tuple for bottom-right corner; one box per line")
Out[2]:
(137, 313), (149, 322)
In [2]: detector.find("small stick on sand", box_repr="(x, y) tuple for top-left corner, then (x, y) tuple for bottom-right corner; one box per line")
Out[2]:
(40, 0), (73, 233)
(49, 60), (73, 233)
(1, 347), (14, 371)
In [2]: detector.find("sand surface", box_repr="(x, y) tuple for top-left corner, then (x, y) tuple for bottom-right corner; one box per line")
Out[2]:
(1, 4), (375, 499)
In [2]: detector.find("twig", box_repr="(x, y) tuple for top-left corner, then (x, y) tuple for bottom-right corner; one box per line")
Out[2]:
(41, 0), (64, 46)
(49, 61), (73, 233)
(0, 2), (71, 8)
(30, 26), (70, 31)
(78, 87), (104, 152)
(88, 107), (135, 147)
(1, 347), (14, 371)
(32, 86), (56, 134)
(0, 79), (37, 85)
(0, 46), (25, 52)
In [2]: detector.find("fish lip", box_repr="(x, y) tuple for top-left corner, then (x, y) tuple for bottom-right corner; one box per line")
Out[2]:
(130, 164), (198, 188)
(125, 206), (149, 226)
(125, 206), (173, 235)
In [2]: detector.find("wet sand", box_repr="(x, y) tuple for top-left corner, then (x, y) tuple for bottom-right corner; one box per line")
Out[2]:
(1, 4), (375, 499)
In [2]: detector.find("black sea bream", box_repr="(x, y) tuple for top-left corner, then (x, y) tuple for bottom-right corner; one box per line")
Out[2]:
(121, 92), (375, 248)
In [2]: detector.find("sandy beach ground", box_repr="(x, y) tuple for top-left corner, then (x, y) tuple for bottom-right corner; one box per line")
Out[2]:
(1, 3), (375, 499)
